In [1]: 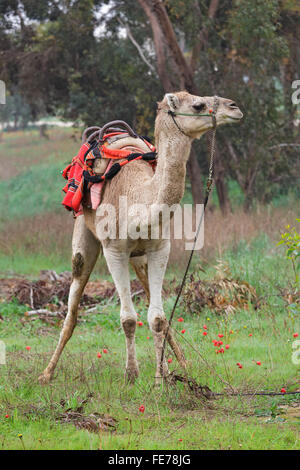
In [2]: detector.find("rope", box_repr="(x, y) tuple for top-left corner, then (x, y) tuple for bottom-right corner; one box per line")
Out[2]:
(160, 96), (219, 376)
(159, 97), (299, 401)
(170, 373), (299, 399)
(215, 391), (300, 397)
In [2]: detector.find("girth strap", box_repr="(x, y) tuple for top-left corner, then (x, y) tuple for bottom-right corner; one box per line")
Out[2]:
(83, 151), (157, 184)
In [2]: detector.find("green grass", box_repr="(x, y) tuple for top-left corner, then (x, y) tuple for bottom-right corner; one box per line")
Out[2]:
(0, 128), (78, 224)
(0, 238), (299, 450)
(0, 130), (299, 449)
(0, 162), (66, 221)
(0, 252), (73, 278)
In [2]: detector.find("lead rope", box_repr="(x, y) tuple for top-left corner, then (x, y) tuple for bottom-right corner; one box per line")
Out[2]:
(160, 96), (219, 377)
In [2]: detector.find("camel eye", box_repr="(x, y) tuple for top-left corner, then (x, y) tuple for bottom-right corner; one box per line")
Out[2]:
(193, 103), (206, 112)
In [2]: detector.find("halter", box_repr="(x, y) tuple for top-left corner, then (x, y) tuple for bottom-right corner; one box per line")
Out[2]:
(167, 95), (219, 137)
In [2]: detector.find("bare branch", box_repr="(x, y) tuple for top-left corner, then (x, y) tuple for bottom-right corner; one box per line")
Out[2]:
(117, 17), (157, 75)
(225, 138), (244, 187)
(137, 0), (175, 90)
(138, 0), (196, 92)
(208, 0), (220, 19)
(268, 143), (300, 150)
(190, 0), (220, 71)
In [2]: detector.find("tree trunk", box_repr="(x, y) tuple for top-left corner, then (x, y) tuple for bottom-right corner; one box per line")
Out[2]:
(39, 124), (49, 140)
(213, 145), (232, 214)
(186, 146), (204, 204)
(145, 0), (196, 93)
(243, 191), (253, 212)
(137, 0), (175, 91)
(137, 0), (221, 206)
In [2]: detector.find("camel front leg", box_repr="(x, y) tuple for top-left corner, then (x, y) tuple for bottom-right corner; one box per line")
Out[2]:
(38, 216), (100, 384)
(103, 246), (139, 383)
(147, 240), (172, 384)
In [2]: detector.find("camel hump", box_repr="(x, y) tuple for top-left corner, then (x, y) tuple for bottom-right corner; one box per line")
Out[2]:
(106, 135), (150, 153)
(92, 135), (151, 175)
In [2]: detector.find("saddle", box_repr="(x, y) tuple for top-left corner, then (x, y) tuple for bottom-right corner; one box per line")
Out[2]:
(61, 121), (156, 215)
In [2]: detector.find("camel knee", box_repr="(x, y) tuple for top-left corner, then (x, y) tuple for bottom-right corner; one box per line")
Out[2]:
(150, 316), (167, 334)
(72, 252), (84, 278)
(61, 312), (77, 338)
(122, 318), (137, 338)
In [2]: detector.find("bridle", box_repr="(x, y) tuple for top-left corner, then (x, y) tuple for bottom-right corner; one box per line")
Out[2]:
(166, 95), (219, 137)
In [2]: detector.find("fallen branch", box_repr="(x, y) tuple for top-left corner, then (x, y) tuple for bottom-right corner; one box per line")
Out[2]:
(168, 372), (300, 400)
(168, 372), (213, 399)
(131, 289), (144, 299)
(25, 309), (64, 317)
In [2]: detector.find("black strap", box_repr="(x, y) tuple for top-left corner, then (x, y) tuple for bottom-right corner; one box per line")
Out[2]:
(83, 151), (157, 184)
(83, 162), (121, 183)
(168, 110), (189, 137)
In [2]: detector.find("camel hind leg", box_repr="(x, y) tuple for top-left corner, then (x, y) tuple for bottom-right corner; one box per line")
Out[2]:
(130, 255), (150, 301)
(130, 253), (186, 373)
(38, 215), (100, 384)
(103, 246), (139, 383)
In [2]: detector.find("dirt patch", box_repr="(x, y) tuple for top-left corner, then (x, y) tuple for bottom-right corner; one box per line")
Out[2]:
(84, 280), (115, 299)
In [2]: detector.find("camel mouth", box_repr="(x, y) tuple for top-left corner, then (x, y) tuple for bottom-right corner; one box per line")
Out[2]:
(223, 109), (243, 122)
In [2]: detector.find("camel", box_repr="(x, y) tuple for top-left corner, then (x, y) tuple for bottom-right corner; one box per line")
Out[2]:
(38, 91), (242, 385)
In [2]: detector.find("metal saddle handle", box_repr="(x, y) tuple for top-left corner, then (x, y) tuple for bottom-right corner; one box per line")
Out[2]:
(81, 126), (100, 144)
(82, 121), (138, 144)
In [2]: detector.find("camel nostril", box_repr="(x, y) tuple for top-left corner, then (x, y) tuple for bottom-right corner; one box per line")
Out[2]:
(229, 101), (237, 108)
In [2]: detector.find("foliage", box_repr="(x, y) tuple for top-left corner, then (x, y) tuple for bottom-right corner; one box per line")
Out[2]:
(0, 92), (33, 129)
(277, 219), (300, 285)
(0, 0), (299, 208)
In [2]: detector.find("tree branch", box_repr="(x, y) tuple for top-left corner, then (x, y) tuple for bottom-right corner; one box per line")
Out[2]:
(225, 138), (244, 188)
(138, 0), (196, 92)
(190, 0), (220, 71)
(268, 143), (300, 150)
(117, 17), (157, 75)
(137, 0), (175, 91)
(208, 0), (220, 19)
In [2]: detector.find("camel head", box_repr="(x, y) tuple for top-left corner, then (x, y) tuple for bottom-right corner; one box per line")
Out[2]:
(156, 91), (243, 139)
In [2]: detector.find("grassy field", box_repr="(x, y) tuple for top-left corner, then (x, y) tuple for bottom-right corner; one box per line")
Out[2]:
(0, 236), (299, 450)
(0, 128), (298, 277)
(0, 129), (299, 450)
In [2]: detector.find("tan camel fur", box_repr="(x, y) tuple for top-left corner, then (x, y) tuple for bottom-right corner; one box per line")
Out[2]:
(39, 91), (242, 385)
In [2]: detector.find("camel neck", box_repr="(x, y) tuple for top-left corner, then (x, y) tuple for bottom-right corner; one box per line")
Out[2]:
(152, 131), (192, 206)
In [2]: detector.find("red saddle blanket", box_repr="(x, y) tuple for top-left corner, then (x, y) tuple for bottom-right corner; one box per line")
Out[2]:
(61, 133), (156, 215)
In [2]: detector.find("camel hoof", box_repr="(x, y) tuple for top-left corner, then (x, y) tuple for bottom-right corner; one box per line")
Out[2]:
(38, 371), (52, 385)
(125, 367), (139, 384)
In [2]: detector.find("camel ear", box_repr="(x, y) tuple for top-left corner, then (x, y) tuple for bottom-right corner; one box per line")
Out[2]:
(165, 93), (180, 111)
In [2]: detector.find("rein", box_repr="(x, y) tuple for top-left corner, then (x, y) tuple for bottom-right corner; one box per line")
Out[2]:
(160, 96), (219, 377)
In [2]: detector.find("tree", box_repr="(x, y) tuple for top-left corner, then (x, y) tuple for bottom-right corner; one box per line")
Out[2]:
(0, 0), (299, 210)
(0, 91), (33, 130)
